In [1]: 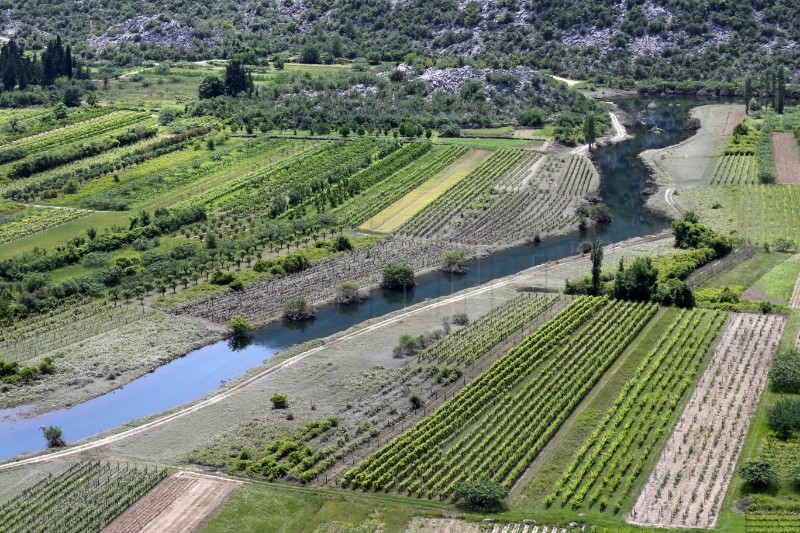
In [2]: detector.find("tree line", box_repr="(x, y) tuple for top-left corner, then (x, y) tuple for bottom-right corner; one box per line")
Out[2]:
(0, 35), (89, 92)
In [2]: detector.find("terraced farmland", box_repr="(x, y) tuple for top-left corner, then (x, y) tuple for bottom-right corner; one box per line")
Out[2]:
(343, 297), (657, 498)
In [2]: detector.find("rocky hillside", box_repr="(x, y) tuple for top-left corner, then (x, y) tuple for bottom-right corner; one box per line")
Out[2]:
(1, 0), (798, 80)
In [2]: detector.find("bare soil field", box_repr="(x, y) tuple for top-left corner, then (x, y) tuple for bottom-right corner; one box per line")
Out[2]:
(772, 132), (800, 184)
(403, 518), (483, 533)
(629, 313), (786, 529)
(103, 472), (240, 533)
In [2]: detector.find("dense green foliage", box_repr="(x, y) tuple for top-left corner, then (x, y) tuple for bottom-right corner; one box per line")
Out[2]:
(452, 480), (508, 511)
(4, 1), (800, 81)
(739, 458), (780, 487)
(770, 351), (800, 393)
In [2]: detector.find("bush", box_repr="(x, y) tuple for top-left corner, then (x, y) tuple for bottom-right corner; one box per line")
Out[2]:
(452, 479), (508, 510)
(270, 393), (288, 409)
(210, 270), (236, 285)
(42, 425), (66, 448)
(409, 394), (422, 410)
(653, 278), (696, 308)
(766, 397), (800, 438)
(438, 123), (461, 138)
(332, 235), (352, 252)
(452, 312), (469, 326)
(335, 281), (366, 304)
(228, 316), (253, 338)
(738, 458), (778, 487)
(283, 297), (316, 321)
(441, 249), (468, 273)
(382, 263), (415, 289)
(787, 465), (800, 488)
(770, 351), (800, 393)
(518, 107), (546, 127)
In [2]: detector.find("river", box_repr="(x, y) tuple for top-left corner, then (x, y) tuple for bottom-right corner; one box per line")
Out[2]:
(0, 96), (719, 461)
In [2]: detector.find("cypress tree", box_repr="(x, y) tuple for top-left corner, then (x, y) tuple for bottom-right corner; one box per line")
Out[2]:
(777, 67), (785, 114)
(744, 76), (752, 115)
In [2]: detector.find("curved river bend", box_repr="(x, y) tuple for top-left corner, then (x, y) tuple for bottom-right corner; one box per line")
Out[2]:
(0, 96), (719, 460)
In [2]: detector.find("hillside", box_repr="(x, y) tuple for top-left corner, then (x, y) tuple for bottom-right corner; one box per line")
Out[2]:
(1, 1), (799, 80)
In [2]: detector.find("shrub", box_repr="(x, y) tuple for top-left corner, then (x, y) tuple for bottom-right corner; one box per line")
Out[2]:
(335, 281), (366, 304)
(228, 316), (253, 338)
(332, 235), (352, 251)
(452, 479), (508, 510)
(452, 312), (469, 326)
(653, 278), (696, 308)
(283, 297), (316, 321)
(787, 465), (800, 488)
(738, 458), (778, 487)
(438, 123), (461, 138)
(441, 249), (468, 273)
(770, 351), (800, 393)
(270, 393), (288, 409)
(42, 425), (66, 448)
(210, 270), (236, 285)
(409, 394), (422, 410)
(382, 263), (415, 289)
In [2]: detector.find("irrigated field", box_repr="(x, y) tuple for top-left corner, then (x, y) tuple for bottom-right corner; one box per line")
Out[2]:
(630, 313), (786, 529)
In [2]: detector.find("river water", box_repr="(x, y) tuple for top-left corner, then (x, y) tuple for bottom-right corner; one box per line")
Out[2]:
(0, 96), (717, 460)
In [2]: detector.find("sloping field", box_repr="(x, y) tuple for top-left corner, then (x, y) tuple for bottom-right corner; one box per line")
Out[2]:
(360, 149), (490, 232)
(772, 132), (800, 184)
(103, 472), (240, 533)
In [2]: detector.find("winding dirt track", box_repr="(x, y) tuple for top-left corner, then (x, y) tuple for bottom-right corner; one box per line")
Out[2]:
(0, 231), (671, 472)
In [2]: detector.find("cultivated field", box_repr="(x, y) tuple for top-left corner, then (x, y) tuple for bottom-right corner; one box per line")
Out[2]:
(772, 132), (800, 184)
(630, 313), (786, 529)
(0, 462), (166, 532)
(104, 472), (240, 533)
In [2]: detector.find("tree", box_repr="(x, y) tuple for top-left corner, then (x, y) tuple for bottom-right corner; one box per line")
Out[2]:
(270, 393), (289, 409)
(738, 458), (778, 487)
(382, 263), (415, 289)
(273, 56), (285, 70)
(770, 351), (800, 393)
(86, 227), (96, 240)
(199, 75), (225, 99)
(228, 316), (253, 338)
(452, 480), (508, 510)
(62, 86), (81, 107)
(767, 397), (800, 438)
(583, 113), (597, 151)
(158, 107), (180, 125)
(442, 249), (468, 274)
(42, 425), (66, 448)
(777, 66), (785, 114)
(409, 394), (423, 410)
(744, 76), (752, 115)
(300, 43), (320, 64)
(614, 257), (658, 301)
(590, 239), (603, 295)
(224, 60), (252, 96)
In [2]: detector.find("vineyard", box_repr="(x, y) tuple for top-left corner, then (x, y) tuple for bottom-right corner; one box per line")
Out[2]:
(711, 155), (757, 185)
(547, 308), (728, 514)
(738, 184), (800, 245)
(180, 237), (474, 325)
(418, 293), (558, 366)
(0, 462), (166, 533)
(630, 313), (786, 529)
(0, 207), (91, 245)
(398, 151), (598, 244)
(342, 297), (657, 497)
(745, 511), (800, 533)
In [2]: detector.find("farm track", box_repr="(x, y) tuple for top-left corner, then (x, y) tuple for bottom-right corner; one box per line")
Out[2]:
(629, 313), (786, 529)
(0, 231), (671, 472)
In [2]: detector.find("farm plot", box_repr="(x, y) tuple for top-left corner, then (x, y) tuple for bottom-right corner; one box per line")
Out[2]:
(710, 155), (757, 185)
(772, 132), (800, 184)
(419, 293), (558, 366)
(355, 146), (475, 232)
(0, 110), (149, 164)
(739, 184), (800, 245)
(181, 237), (477, 325)
(629, 313), (786, 529)
(103, 472), (240, 533)
(343, 297), (657, 498)
(0, 462), (166, 533)
(0, 206), (91, 245)
(450, 154), (598, 244)
(547, 308), (728, 514)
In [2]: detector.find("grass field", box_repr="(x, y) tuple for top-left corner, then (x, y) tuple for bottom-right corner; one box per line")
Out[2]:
(360, 149), (490, 232)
